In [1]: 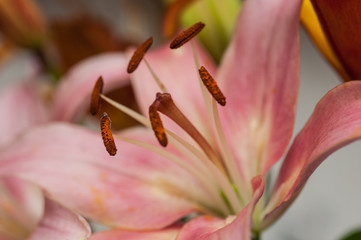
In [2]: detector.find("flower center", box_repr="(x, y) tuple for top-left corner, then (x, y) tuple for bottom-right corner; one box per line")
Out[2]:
(90, 22), (251, 217)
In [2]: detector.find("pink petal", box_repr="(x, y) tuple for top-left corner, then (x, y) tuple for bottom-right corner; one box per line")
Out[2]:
(217, 0), (302, 181)
(0, 177), (43, 240)
(89, 228), (180, 240)
(130, 41), (216, 136)
(52, 53), (130, 121)
(176, 176), (264, 240)
(0, 81), (48, 146)
(0, 123), (208, 229)
(263, 81), (361, 228)
(28, 197), (91, 240)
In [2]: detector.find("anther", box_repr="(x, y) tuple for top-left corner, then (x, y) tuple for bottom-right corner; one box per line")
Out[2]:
(100, 112), (117, 156)
(170, 22), (205, 49)
(90, 76), (103, 115)
(127, 37), (153, 73)
(199, 66), (226, 106)
(149, 101), (168, 147)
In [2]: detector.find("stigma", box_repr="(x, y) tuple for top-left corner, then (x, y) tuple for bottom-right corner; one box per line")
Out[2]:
(91, 22), (248, 215)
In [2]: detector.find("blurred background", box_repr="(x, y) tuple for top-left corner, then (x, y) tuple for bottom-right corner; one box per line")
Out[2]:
(0, 0), (360, 239)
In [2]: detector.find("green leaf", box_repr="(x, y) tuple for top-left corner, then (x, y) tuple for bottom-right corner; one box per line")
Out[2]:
(339, 228), (361, 240)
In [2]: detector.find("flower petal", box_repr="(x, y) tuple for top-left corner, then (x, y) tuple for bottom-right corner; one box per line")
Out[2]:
(311, 0), (361, 80)
(0, 81), (48, 146)
(0, 123), (208, 229)
(130, 41), (216, 137)
(217, 0), (301, 181)
(28, 197), (91, 240)
(52, 53), (130, 121)
(176, 176), (264, 240)
(263, 81), (361, 228)
(0, 177), (43, 240)
(90, 227), (180, 240)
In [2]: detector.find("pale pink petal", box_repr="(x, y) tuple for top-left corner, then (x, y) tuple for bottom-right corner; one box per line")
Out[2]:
(0, 177), (43, 227)
(52, 53), (130, 121)
(28, 197), (91, 240)
(176, 176), (264, 240)
(263, 81), (361, 228)
(0, 81), (48, 146)
(217, 0), (302, 181)
(0, 177), (43, 240)
(90, 227), (180, 240)
(130, 41), (216, 136)
(0, 123), (209, 229)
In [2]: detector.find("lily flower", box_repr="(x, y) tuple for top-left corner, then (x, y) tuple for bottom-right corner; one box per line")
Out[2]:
(1, 0), (361, 239)
(301, 0), (361, 81)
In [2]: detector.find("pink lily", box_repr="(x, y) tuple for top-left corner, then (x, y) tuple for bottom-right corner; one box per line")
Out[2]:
(1, 0), (361, 239)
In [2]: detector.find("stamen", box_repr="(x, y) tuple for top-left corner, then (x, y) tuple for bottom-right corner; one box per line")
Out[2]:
(170, 22), (205, 49)
(143, 58), (169, 93)
(127, 37), (153, 73)
(149, 103), (168, 147)
(191, 41), (213, 125)
(100, 112), (117, 156)
(98, 86), (243, 213)
(199, 66), (226, 106)
(90, 76), (103, 115)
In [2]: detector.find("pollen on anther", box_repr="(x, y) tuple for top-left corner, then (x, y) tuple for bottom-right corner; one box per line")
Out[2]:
(199, 66), (226, 106)
(149, 104), (168, 147)
(100, 113), (117, 156)
(170, 22), (205, 49)
(127, 37), (153, 73)
(90, 76), (103, 115)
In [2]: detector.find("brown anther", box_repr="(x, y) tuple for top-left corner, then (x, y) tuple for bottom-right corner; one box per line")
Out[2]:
(149, 102), (168, 147)
(100, 113), (117, 156)
(199, 66), (226, 106)
(170, 22), (205, 49)
(127, 37), (153, 73)
(90, 76), (104, 115)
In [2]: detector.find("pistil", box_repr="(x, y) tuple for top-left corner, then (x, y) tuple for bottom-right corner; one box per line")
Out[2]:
(96, 81), (243, 214)
(92, 21), (248, 216)
(149, 92), (227, 174)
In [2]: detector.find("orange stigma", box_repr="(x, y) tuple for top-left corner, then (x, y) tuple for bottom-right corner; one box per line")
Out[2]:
(127, 37), (153, 73)
(149, 103), (168, 147)
(100, 113), (117, 156)
(199, 66), (226, 106)
(170, 22), (205, 49)
(90, 76), (104, 115)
